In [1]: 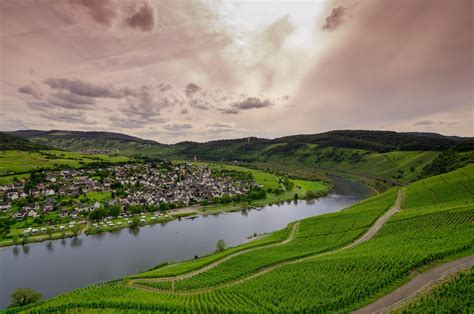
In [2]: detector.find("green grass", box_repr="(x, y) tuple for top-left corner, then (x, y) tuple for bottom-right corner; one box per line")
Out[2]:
(131, 224), (294, 280)
(396, 267), (473, 313)
(12, 165), (474, 313)
(0, 150), (129, 182)
(80, 191), (112, 202)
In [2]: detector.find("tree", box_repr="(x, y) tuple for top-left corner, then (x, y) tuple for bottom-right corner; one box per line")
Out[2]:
(71, 224), (82, 237)
(10, 288), (42, 307)
(46, 228), (54, 240)
(215, 239), (227, 252)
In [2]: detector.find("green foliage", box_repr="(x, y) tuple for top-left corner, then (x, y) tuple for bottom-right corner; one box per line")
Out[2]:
(10, 288), (42, 307)
(215, 239), (227, 252)
(397, 268), (474, 313)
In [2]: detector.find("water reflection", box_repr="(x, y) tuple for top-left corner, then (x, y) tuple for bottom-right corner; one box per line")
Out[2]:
(21, 245), (30, 255)
(46, 241), (54, 252)
(12, 246), (19, 256)
(70, 237), (82, 248)
(128, 227), (140, 237)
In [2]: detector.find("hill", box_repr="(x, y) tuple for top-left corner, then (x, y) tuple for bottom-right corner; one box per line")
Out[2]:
(11, 130), (162, 155)
(12, 164), (474, 313)
(0, 132), (48, 151)
(10, 129), (473, 185)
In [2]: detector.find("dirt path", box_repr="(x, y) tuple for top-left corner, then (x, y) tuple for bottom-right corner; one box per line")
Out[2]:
(130, 221), (299, 285)
(352, 254), (474, 314)
(131, 188), (405, 294)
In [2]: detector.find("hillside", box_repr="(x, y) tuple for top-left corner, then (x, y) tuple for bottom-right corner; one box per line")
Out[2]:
(10, 129), (472, 185)
(11, 130), (162, 155)
(12, 164), (474, 313)
(0, 132), (48, 151)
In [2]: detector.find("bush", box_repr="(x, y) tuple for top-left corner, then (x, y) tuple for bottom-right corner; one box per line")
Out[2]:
(10, 288), (42, 307)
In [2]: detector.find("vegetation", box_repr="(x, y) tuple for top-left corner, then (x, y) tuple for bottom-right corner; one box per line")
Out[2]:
(12, 164), (473, 313)
(0, 133), (48, 151)
(396, 267), (473, 313)
(0, 150), (129, 181)
(10, 288), (42, 307)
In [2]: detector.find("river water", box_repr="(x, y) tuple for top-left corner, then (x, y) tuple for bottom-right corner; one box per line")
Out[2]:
(0, 176), (372, 308)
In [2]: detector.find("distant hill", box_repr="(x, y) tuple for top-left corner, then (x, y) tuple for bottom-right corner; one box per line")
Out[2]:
(11, 130), (162, 155)
(0, 132), (48, 151)
(8, 129), (472, 183)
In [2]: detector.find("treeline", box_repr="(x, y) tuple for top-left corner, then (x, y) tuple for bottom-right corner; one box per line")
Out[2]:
(421, 140), (474, 178)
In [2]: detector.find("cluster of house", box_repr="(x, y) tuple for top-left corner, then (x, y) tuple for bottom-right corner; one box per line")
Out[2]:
(0, 162), (253, 220)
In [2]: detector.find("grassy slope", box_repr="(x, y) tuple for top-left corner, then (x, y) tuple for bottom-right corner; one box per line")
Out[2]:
(0, 150), (129, 182)
(14, 164), (474, 313)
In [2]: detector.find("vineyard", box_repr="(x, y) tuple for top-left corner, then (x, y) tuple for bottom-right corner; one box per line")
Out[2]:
(10, 164), (474, 313)
(396, 267), (473, 313)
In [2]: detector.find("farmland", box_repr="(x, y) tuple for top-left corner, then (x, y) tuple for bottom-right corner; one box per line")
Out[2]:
(396, 268), (473, 313)
(0, 150), (129, 181)
(13, 164), (474, 313)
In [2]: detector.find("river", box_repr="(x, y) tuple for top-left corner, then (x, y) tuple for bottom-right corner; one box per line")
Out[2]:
(0, 176), (372, 309)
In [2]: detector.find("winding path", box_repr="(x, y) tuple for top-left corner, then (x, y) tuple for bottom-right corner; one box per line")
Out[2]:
(130, 221), (300, 286)
(352, 254), (474, 314)
(130, 188), (405, 294)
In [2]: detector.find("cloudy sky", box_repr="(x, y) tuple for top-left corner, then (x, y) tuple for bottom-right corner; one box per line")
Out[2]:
(1, 0), (472, 143)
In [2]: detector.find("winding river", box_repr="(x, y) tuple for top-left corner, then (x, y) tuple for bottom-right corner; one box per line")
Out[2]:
(0, 176), (372, 309)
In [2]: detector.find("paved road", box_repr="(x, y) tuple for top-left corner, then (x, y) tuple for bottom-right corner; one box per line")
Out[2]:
(133, 188), (405, 294)
(352, 254), (474, 314)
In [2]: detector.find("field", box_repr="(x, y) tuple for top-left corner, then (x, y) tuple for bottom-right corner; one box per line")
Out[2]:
(12, 164), (474, 313)
(0, 150), (129, 181)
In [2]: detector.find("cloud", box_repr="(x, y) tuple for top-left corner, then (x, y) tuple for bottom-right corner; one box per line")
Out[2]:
(73, 0), (117, 26)
(125, 1), (156, 32)
(189, 98), (210, 110)
(164, 123), (193, 131)
(439, 121), (457, 126)
(208, 122), (233, 128)
(158, 83), (172, 93)
(322, 6), (350, 32)
(185, 83), (202, 97)
(18, 85), (43, 100)
(39, 110), (97, 125)
(232, 97), (273, 111)
(180, 108), (188, 114)
(413, 120), (434, 126)
(44, 78), (127, 98)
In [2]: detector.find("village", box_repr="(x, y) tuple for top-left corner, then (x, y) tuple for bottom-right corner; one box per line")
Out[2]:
(0, 161), (258, 243)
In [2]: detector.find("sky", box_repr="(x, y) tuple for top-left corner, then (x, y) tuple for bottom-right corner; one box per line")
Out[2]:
(0, 0), (472, 143)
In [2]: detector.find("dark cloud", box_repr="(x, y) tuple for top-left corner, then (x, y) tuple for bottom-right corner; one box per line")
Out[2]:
(413, 120), (434, 126)
(164, 123), (193, 131)
(232, 97), (272, 110)
(125, 2), (156, 32)
(52, 92), (96, 105)
(185, 82), (202, 97)
(180, 108), (188, 114)
(189, 98), (210, 110)
(18, 85), (43, 100)
(44, 78), (127, 98)
(322, 6), (350, 32)
(219, 108), (239, 115)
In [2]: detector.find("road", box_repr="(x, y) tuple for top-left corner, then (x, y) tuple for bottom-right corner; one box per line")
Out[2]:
(352, 254), (474, 314)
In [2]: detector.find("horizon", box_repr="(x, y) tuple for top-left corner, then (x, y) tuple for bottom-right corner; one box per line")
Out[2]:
(1, 0), (473, 143)
(6, 127), (470, 145)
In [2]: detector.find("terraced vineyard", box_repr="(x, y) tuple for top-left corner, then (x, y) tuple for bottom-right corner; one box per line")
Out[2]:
(11, 165), (474, 313)
(396, 267), (473, 313)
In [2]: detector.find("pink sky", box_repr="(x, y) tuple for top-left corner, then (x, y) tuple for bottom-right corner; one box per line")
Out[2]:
(1, 0), (472, 143)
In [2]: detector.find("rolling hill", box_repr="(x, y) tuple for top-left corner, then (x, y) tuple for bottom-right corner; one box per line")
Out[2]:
(9, 129), (473, 185)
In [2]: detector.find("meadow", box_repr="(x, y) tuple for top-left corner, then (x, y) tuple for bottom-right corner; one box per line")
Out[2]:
(0, 150), (129, 181)
(12, 164), (474, 313)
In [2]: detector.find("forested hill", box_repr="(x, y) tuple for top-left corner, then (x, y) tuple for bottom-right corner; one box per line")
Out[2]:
(0, 132), (48, 151)
(11, 129), (464, 157)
